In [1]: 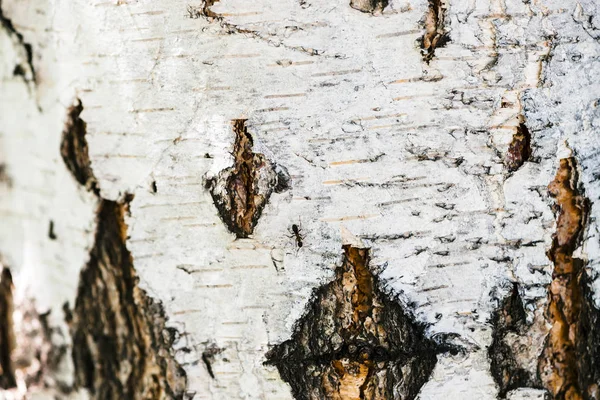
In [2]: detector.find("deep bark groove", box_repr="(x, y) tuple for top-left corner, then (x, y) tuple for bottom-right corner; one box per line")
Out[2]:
(266, 245), (439, 400)
(538, 157), (600, 400)
(207, 119), (288, 238)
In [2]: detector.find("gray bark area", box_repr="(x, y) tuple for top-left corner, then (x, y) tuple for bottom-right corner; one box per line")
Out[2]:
(1, 0), (600, 398)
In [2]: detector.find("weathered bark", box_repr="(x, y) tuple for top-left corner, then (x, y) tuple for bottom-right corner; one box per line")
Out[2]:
(1, 0), (600, 399)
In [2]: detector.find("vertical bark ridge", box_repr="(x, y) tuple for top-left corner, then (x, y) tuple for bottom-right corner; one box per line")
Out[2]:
(538, 156), (600, 400)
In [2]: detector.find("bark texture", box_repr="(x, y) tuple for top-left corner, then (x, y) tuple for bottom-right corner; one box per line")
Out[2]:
(1, 0), (600, 398)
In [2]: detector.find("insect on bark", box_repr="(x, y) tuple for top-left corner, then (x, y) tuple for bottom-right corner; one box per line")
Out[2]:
(290, 224), (304, 248)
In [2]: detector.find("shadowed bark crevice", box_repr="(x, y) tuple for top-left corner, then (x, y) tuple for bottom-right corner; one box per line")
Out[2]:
(207, 119), (289, 238)
(419, 0), (449, 63)
(488, 283), (544, 397)
(70, 199), (187, 399)
(266, 245), (440, 400)
(0, 267), (16, 389)
(61, 100), (99, 195)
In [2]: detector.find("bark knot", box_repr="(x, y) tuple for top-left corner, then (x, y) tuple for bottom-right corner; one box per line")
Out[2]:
(207, 119), (289, 238)
(266, 245), (439, 400)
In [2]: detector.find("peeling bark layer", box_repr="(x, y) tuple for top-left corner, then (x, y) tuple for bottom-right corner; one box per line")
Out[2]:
(70, 199), (187, 399)
(61, 100), (98, 195)
(420, 0), (449, 62)
(0, 267), (15, 389)
(349, 0), (388, 14)
(267, 245), (438, 400)
(506, 122), (532, 173)
(538, 157), (599, 400)
(208, 119), (287, 238)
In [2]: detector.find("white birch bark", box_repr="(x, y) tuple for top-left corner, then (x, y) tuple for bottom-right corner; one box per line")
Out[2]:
(1, 0), (600, 398)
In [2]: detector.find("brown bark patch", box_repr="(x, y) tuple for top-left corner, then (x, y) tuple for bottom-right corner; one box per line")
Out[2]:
(202, 0), (220, 19)
(69, 199), (187, 399)
(506, 122), (532, 172)
(60, 100), (99, 195)
(538, 157), (600, 400)
(420, 0), (449, 62)
(0, 267), (16, 389)
(349, 0), (388, 14)
(207, 119), (289, 238)
(266, 245), (438, 400)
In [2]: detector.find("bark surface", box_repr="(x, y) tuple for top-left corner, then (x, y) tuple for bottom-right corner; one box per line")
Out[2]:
(1, 0), (600, 399)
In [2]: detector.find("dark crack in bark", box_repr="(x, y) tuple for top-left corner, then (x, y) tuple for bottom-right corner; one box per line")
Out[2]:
(266, 245), (439, 400)
(349, 0), (388, 15)
(207, 119), (289, 238)
(489, 283), (544, 397)
(190, 1), (326, 57)
(70, 199), (187, 400)
(61, 100), (99, 195)
(0, 1), (36, 85)
(506, 121), (532, 172)
(419, 0), (449, 63)
(0, 267), (16, 389)
(538, 156), (600, 400)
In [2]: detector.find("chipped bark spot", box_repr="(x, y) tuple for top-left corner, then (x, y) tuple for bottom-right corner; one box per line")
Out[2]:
(488, 284), (545, 397)
(208, 119), (288, 238)
(0, 267), (16, 389)
(420, 0), (449, 62)
(349, 0), (388, 15)
(61, 100), (98, 195)
(538, 157), (600, 400)
(70, 199), (187, 399)
(506, 122), (532, 172)
(266, 245), (438, 400)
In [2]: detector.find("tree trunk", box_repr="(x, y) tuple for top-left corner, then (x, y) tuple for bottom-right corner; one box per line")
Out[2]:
(1, 0), (600, 399)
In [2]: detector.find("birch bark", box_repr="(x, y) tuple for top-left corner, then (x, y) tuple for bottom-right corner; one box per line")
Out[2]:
(1, 0), (600, 399)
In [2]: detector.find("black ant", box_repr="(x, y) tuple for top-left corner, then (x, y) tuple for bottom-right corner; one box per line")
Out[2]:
(290, 223), (304, 248)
